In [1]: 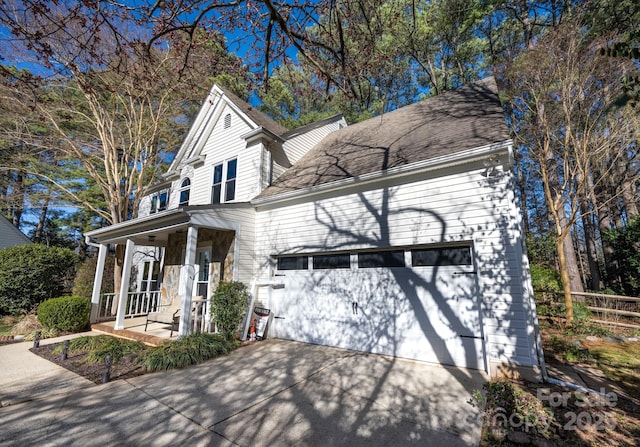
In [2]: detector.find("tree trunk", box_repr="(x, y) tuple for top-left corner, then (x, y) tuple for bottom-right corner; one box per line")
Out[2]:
(594, 176), (619, 289)
(562, 224), (584, 297)
(618, 157), (639, 220)
(557, 235), (574, 326)
(580, 203), (602, 290)
(34, 199), (50, 244)
(10, 171), (24, 228)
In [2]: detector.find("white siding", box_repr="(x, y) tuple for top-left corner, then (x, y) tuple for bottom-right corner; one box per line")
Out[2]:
(189, 206), (257, 285)
(282, 118), (347, 165)
(254, 155), (537, 368)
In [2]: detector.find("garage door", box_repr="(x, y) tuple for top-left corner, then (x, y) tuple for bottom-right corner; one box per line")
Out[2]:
(270, 245), (485, 370)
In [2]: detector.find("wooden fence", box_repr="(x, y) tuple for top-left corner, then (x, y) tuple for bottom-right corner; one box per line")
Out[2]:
(570, 291), (640, 329)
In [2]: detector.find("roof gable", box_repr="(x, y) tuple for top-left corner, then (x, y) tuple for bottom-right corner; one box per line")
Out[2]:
(168, 85), (289, 173)
(256, 77), (510, 199)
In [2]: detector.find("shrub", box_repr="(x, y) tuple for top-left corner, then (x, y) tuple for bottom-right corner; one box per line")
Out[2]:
(211, 281), (250, 340)
(37, 296), (91, 332)
(472, 380), (552, 438)
(0, 244), (77, 315)
(530, 264), (562, 293)
(72, 256), (115, 299)
(138, 332), (235, 372)
(53, 335), (145, 363)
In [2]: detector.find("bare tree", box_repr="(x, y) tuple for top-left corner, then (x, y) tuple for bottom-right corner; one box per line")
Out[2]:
(504, 22), (633, 325)
(0, 1), (247, 297)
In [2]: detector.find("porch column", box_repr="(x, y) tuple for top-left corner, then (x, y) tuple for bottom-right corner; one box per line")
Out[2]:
(89, 243), (108, 323)
(114, 238), (135, 330)
(178, 225), (198, 336)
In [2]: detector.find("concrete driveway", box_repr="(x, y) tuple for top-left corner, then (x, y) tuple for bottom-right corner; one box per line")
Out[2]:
(0, 339), (486, 446)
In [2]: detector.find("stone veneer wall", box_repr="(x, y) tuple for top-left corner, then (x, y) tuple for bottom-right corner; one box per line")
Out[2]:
(163, 229), (235, 299)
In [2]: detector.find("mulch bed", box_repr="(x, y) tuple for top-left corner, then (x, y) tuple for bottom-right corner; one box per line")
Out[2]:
(30, 343), (148, 384)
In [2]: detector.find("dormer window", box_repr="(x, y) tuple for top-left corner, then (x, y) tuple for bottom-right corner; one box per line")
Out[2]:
(212, 158), (237, 204)
(179, 178), (191, 206)
(224, 113), (231, 129)
(150, 190), (169, 214)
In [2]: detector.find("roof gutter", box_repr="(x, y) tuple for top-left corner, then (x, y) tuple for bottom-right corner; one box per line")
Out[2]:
(252, 140), (513, 207)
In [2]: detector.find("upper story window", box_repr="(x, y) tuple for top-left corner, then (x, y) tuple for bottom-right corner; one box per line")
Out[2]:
(212, 158), (238, 204)
(179, 178), (191, 206)
(150, 190), (168, 214)
(225, 158), (237, 201)
(224, 113), (231, 129)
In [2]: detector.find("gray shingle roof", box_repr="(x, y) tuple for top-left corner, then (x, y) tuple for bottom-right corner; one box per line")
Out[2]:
(256, 77), (510, 199)
(219, 86), (290, 136)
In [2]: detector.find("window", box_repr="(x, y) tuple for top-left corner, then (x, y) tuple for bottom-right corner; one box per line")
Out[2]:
(179, 178), (191, 206)
(358, 250), (405, 268)
(224, 113), (231, 129)
(150, 190), (168, 214)
(212, 164), (223, 204)
(411, 246), (472, 267)
(212, 159), (237, 204)
(313, 253), (350, 269)
(225, 158), (237, 201)
(195, 249), (211, 297)
(277, 256), (308, 271)
(140, 261), (160, 292)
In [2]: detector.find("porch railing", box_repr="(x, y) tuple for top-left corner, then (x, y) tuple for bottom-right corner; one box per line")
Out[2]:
(95, 292), (218, 335)
(190, 298), (217, 334)
(95, 291), (161, 321)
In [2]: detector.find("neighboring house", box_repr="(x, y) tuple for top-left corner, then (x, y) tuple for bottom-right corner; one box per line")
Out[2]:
(0, 215), (32, 250)
(86, 79), (543, 379)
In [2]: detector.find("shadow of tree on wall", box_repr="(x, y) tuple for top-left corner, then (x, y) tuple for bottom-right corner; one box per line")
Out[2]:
(244, 145), (535, 444)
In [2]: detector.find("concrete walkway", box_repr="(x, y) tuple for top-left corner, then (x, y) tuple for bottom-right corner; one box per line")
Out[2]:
(0, 333), (96, 407)
(0, 338), (486, 446)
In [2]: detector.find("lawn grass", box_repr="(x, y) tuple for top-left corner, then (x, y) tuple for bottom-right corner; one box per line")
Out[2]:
(582, 340), (640, 397)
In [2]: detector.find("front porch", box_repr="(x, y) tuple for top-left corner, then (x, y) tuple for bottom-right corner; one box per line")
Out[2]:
(92, 317), (173, 346)
(92, 291), (215, 346)
(85, 207), (242, 339)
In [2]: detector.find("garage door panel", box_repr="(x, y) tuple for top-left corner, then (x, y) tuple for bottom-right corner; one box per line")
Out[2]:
(271, 247), (485, 370)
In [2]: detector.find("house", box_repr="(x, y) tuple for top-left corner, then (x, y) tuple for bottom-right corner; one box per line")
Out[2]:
(85, 79), (543, 379)
(0, 215), (32, 250)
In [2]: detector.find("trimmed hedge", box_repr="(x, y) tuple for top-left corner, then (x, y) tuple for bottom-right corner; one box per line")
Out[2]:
(37, 296), (91, 332)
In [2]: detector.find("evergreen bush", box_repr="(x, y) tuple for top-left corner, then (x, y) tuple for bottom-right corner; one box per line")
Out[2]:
(0, 244), (77, 315)
(211, 281), (250, 340)
(37, 296), (91, 332)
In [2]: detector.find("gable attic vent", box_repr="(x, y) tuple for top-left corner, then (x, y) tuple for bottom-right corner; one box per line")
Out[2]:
(224, 113), (231, 129)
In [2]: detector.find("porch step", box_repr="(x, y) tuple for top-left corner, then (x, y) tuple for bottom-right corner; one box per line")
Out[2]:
(91, 323), (170, 347)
